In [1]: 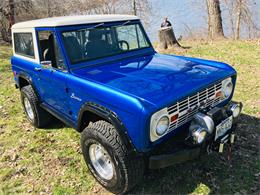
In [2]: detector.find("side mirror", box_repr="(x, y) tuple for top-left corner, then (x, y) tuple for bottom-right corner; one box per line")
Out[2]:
(40, 61), (52, 68)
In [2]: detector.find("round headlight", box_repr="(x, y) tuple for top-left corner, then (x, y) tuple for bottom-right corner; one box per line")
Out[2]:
(222, 78), (233, 99)
(156, 116), (170, 136)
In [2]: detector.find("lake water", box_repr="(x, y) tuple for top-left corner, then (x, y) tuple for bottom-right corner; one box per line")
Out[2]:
(145, 0), (260, 41)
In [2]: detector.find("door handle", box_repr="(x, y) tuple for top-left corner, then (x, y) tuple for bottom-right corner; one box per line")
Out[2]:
(34, 67), (42, 71)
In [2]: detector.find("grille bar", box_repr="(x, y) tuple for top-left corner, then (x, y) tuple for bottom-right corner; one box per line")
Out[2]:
(167, 81), (223, 132)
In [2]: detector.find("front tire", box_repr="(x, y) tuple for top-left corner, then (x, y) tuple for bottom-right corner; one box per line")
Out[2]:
(21, 85), (52, 128)
(81, 120), (144, 194)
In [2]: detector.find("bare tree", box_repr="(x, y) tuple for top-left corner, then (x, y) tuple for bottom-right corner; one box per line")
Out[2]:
(235, 0), (242, 39)
(0, 0), (152, 42)
(234, 0), (257, 39)
(0, 0), (33, 42)
(0, 0), (15, 42)
(132, 0), (137, 15)
(8, 0), (15, 28)
(205, 0), (224, 39)
(223, 0), (257, 39)
(127, 0), (151, 26)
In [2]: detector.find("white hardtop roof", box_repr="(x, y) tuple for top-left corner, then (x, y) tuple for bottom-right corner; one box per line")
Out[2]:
(12, 14), (139, 29)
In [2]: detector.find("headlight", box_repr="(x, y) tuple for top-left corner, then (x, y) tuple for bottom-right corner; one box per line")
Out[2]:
(156, 116), (170, 136)
(222, 78), (233, 99)
(150, 108), (170, 141)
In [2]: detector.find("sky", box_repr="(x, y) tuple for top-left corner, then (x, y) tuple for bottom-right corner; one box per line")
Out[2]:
(145, 0), (260, 41)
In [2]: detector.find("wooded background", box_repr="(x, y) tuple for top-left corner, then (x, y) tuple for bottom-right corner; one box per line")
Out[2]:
(0, 0), (259, 42)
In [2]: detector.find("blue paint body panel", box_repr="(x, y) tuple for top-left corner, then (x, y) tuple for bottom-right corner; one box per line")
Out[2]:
(11, 20), (237, 152)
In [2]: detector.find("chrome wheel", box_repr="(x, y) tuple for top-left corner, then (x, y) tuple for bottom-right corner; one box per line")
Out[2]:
(24, 97), (34, 120)
(89, 143), (115, 180)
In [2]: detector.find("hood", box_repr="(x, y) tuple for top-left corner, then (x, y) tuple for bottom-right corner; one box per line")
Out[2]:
(72, 53), (236, 108)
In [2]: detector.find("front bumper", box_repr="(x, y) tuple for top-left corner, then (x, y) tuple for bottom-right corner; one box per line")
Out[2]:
(149, 101), (242, 169)
(149, 147), (200, 169)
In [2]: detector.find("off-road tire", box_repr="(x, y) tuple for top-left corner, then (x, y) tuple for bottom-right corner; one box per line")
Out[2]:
(81, 120), (144, 194)
(21, 85), (52, 128)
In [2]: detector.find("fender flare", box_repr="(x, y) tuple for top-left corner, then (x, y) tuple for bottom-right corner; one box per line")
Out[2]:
(17, 72), (42, 100)
(77, 102), (137, 153)
(17, 72), (33, 89)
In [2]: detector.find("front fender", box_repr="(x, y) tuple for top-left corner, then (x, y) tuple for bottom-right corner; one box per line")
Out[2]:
(77, 102), (138, 153)
(17, 72), (33, 88)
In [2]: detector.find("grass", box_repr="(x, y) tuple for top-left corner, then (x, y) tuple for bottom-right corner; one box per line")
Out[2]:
(0, 39), (259, 194)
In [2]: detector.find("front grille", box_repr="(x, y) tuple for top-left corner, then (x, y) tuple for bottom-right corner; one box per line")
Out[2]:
(167, 81), (223, 132)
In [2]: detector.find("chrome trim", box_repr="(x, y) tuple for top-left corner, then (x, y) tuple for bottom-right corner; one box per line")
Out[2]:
(167, 81), (223, 133)
(230, 103), (241, 118)
(24, 97), (34, 120)
(150, 108), (169, 142)
(194, 113), (214, 134)
(89, 144), (115, 180)
(221, 77), (233, 99)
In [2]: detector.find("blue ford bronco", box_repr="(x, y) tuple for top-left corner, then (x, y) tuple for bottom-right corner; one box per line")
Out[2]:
(11, 15), (242, 194)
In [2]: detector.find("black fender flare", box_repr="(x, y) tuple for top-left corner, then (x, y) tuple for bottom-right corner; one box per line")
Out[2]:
(17, 72), (41, 100)
(17, 72), (33, 89)
(77, 102), (138, 153)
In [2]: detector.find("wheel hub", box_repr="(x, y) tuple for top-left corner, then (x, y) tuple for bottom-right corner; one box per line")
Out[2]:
(89, 143), (115, 180)
(24, 97), (34, 120)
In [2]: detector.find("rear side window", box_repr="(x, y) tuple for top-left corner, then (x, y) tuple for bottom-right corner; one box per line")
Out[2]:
(14, 33), (35, 58)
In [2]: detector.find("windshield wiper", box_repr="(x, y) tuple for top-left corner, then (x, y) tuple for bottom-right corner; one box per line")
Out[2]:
(121, 20), (131, 26)
(113, 20), (131, 28)
(89, 23), (105, 29)
(76, 23), (105, 32)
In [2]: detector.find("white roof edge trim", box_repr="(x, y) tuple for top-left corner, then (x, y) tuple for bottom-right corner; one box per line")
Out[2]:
(12, 14), (139, 29)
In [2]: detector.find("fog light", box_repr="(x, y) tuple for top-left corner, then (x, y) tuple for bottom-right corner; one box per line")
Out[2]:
(190, 125), (207, 144)
(230, 103), (241, 118)
(193, 113), (214, 134)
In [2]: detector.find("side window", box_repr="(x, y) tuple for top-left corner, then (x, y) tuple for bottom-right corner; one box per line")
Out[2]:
(53, 37), (66, 70)
(38, 31), (66, 70)
(137, 26), (149, 48)
(116, 24), (149, 50)
(14, 33), (35, 58)
(116, 25), (138, 50)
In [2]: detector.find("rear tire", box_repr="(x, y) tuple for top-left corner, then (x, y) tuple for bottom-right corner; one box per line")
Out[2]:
(21, 85), (52, 128)
(81, 120), (144, 194)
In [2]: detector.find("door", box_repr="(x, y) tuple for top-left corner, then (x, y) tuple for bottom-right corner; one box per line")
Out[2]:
(35, 30), (70, 116)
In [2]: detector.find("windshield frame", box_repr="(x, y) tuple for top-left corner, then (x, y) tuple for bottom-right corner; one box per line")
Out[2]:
(57, 20), (154, 69)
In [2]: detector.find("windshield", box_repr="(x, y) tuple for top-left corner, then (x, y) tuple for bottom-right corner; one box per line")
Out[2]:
(61, 23), (151, 64)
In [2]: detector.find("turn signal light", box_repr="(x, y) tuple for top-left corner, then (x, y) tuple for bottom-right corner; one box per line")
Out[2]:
(171, 114), (178, 122)
(215, 91), (222, 98)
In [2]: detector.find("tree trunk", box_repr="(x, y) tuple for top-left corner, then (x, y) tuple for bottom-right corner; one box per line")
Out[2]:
(0, 0), (14, 43)
(158, 27), (181, 50)
(1, 19), (11, 43)
(132, 0), (137, 15)
(206, 0), (224, 39)
(235, 0), (242, 40)
(8, 0), (15, 33)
